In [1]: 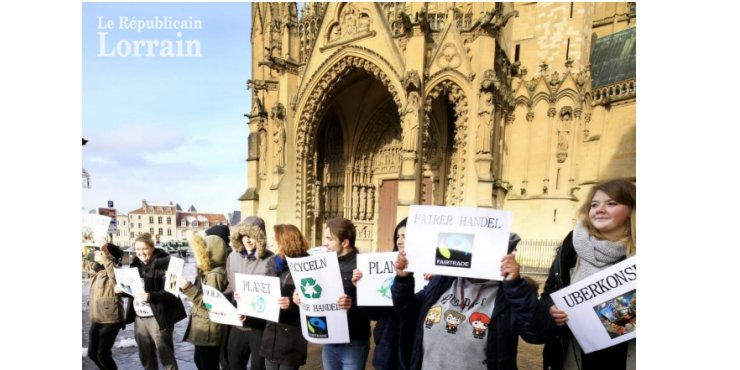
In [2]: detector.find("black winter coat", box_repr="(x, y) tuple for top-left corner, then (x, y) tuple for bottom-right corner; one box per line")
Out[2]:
(540, 232), (629, 370)
(260, 259), (308, 366)
(392, 274), (552, 370)
(338, 250), (372, 341)
(125, 248), (187, 330)
(367, 306), (409, 370)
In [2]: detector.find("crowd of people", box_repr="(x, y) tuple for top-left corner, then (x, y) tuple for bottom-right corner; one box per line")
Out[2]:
(85, 178), (636, 370)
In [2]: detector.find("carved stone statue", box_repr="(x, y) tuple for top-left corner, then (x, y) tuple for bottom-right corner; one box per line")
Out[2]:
(557, 107), (572, 153)
(476, 91), (494, 154)
(273, 119), (286, 169)
(402, 92), (421, 153)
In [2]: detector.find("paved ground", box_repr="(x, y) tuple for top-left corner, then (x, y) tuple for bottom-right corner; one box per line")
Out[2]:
(82, 260), (545, 370)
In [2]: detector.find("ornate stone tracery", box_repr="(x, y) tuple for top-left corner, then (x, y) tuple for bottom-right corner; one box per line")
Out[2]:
(423, 80), (469, 206)
(295, 53), (403, 222)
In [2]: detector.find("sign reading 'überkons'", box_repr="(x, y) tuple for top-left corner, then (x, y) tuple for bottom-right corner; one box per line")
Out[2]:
(550, 256), (637, 353)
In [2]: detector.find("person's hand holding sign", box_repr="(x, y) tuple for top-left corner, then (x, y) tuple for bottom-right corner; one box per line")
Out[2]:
(499, 253), (520, 281)
(549, 306), (568, 326)
(394, 251), (412, 278)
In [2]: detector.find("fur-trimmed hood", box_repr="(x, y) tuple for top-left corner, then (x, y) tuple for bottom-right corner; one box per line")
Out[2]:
(231, 223), (269, 258)
(191, 234), (228, 272)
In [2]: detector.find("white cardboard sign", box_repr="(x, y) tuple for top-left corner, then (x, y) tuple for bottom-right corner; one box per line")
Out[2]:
(286, 252), (350, 344)
(405, 205), (513, 280)
(550, 256), (637, 353)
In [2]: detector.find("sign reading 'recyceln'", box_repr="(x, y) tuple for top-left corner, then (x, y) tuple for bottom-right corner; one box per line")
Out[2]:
(405, 205), (513, 281)
(286, 251), (349, 344)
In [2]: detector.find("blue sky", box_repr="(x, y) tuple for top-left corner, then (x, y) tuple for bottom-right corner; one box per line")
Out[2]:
(82, 2), (252, 215)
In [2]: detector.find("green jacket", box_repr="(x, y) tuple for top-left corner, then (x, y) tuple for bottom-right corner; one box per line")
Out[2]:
(181, 234), (229, 346)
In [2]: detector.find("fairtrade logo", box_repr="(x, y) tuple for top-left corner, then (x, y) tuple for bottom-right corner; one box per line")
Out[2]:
(306, 316), (329, 338)
(435, 233), (474, 268)
(204, 303), (213, 310)
(300, 277), (322, 299)
(377, 276), (394, 299)
(251, 295), (266, 313)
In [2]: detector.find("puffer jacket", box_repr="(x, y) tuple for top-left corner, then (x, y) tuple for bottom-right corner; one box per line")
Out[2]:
(540, 232), (630, 370)
(88, 254), (125, 325)
(260, 256), (308, 366)
(125, 248), (187, 329)
(181, 235), (229, 346)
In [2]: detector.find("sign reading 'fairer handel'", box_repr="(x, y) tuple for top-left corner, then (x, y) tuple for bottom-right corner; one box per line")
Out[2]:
(404, 205), (513, 281)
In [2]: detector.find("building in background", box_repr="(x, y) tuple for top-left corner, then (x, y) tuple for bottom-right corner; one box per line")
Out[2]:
(239, 2), (635, 270)
(127, 200), (178, 246)
(112, 212), (130, 247)
(176, 211), (229, 241)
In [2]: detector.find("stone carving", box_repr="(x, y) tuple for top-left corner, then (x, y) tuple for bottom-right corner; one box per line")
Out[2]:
(352, 185), (360, 219)
(360, 186), (368, 220)
(526, 111), (535, 122)
(557, 106), (573, 163)
(437, 43), (462, 69)
(424, 80), (469, 206)
(271, 103), (287, 170)
(549, 71), (561, 90)
(403, 70), (421, 91)
(328, 3), (371, 43)
(476, 91), (494, 154)
(295, 52), (403, 221)
(402, 92), (421, 153)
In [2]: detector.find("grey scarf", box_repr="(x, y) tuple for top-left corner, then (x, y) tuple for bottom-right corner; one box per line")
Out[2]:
(573, 222), (626, 280)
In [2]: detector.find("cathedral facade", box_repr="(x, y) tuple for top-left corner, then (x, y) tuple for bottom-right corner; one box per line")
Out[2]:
(240, 2), (636, 252)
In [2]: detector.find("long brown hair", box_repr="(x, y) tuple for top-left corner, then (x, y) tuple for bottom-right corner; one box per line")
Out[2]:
(578, 179), (636, 256)
(274, 224), (309, 258)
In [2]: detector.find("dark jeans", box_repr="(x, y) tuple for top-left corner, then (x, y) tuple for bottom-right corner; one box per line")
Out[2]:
(227, 327), (266, 370)
(194, 345), (221, 370)
(88, 322), (122, 370)
(322, 340), (370, 370)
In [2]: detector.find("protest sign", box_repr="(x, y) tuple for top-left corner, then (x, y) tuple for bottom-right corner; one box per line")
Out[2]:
(113, 267), (144, 296)
(286, 252), (349, 344)
(163, 256), (185, 296)
(357, 252), (397, 306)
(234, 273), (281, 323)
(550, 256), (636, 353)
(357, 252), (428, 306)
(404, 205), (513, 280)
(82, 213), (112, 247)
(202, 285), (244, 326)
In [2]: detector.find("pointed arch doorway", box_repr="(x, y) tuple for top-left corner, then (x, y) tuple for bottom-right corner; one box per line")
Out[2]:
(311, 69), (404, 250)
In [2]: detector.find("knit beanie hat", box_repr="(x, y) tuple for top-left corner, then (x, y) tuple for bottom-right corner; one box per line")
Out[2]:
(206, 224), (231, 248)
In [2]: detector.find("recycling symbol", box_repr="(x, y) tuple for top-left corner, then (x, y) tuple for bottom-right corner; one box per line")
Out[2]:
(300, 278), (322, 299)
